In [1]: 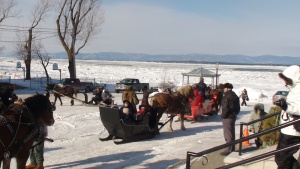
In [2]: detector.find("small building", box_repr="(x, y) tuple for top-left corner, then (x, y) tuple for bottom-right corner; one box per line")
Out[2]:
(181, 67), (220, 88)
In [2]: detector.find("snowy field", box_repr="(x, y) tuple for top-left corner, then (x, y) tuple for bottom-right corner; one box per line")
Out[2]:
(0, 57), (289, 168)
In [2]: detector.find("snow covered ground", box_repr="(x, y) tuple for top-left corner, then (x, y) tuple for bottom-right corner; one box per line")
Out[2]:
(0, 57), (289, 168)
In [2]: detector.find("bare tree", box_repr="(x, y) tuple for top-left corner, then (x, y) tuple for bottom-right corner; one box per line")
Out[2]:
(0, 0), (18, 23)
(33, 41), (51, 83)
(15, 0), (51, 80)
(0, 0), (19, 54)
(158, 81), (177, 92)
(55, 0), (104, 79)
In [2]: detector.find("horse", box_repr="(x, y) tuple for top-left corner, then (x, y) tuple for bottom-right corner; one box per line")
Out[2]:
(46, 84), (77, 106)
(150, 85), (194, 132)
(0, 94), (55, 169)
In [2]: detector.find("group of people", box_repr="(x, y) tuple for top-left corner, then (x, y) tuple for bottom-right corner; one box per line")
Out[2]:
(118, 85), (157, 129)
(5, 64), (300, 169)
(219, 65), (300, 169)
(88, 86), (113, 106)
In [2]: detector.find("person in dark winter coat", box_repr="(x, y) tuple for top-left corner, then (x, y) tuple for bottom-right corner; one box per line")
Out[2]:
(89, 87), (102, 105)
(197, 77), (208, 99)
(239, 89), (248, 106)
(119, 100), (136, 124)
(220, 83), (240, 156)
(274, 65), (300, 169)
(122, 85), (139, 111)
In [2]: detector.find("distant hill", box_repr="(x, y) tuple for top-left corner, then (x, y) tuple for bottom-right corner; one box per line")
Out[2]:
(3, 52), (300, 65)
(50, 52), (300, 65)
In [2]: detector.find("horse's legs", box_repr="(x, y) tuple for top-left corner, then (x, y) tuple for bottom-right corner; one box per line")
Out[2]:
(168, 115), (174, 131)
(2, 158), (11, 169)
(58, 96), (63, 105)
(70, 99), (74, 106)
(53, 96), (57, 105)
(155, 110), (164, 134)
(16, 154), (29, 169)
(179, 112), (186, 130)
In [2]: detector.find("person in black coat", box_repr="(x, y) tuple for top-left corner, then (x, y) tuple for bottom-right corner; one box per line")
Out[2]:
(119, 100), (136, 124)
(197, 77), (208, 99)
(89, 87), (102, 105)
(220, 83), (240, 156)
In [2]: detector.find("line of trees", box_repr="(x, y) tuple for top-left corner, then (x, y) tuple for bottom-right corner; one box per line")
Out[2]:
(0, 0), (104, 81)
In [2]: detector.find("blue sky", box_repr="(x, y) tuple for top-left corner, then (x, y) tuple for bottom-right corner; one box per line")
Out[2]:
(1, 0), (300, 57)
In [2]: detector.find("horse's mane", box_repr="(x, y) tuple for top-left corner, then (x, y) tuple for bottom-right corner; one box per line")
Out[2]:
(23, 94), (49, 116)
(176, 85), (192, 97)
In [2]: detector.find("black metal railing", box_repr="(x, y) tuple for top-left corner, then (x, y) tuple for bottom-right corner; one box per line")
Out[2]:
(186, 117), (300, 169)
(238, 111), (281, 155)
(216, 143), (300, 169)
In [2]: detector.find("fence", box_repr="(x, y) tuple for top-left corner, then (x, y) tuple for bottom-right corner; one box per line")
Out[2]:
(8, 76), (120, 91)
(0, 76), (11, 83)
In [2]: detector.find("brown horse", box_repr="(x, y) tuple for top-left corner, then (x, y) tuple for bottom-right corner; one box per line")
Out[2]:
(150, 85), (194, 132)
(0, 94), (55, 169)
(46, 84), (77, 106)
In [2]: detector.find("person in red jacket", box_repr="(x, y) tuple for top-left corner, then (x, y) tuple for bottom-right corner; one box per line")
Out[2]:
(189, 88), (204, 107)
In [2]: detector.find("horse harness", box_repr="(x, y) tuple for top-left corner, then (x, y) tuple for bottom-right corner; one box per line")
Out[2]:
(0, 103), (39, 160)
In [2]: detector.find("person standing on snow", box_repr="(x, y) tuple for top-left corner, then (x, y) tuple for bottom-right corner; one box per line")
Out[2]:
(25, 124), (48, 169)
(239, 89), (248, 106)
(220, 83), (240, 156)
(274, 65), (300, 169)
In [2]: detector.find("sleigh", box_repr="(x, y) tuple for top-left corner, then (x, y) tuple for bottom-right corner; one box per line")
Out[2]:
(184, 98), (218, 120)
(99, 107), (160, 144)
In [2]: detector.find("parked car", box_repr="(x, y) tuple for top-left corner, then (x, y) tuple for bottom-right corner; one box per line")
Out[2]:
(272, 91), (289, 105)
(59, 78), (96, 93)
(114, 78), (149, 93)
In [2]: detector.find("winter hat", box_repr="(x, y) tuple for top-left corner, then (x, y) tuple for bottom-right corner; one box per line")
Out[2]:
(254, 103), (264, 112)
(223, 83), (233, 89)
(279, 65), (300, 87)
